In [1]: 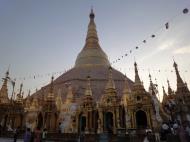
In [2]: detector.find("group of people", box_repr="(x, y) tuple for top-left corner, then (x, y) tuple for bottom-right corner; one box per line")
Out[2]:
(159, 120), (190, 142)
(13, 126), (48, 142)
(143, 120), (190, 142)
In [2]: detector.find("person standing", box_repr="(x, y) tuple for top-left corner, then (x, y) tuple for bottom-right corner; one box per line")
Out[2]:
(24, 128), (31, 142)
(34, 127), (41, 142)
(30, 131), (35, 142)
(13, 127), (20, 142)
(178, 125), (188, 142)
(42, 128), (47, 142)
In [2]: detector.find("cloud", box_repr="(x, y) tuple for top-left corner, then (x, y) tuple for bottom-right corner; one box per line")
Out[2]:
(173, 46), (190, 54)
(158, 40), (175, 51)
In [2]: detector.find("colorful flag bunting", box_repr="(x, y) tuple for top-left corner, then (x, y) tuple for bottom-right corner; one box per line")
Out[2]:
(183, 8), (189, 14)
(165, 22), (169, 29)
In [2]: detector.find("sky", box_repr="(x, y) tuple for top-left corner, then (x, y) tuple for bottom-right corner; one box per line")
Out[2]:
(0, 0), (190, 100)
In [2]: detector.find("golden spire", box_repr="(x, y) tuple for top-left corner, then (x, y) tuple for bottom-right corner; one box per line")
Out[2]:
(19, 83), (23, 95)
(105, 67), (116, 90)
(47, 76), (54, 100)
(0, 69), (10, 103)
(167, 79), (173, 95)
(132, 62), (146, 93)
(84, 76), (93, 96)
(85, 8), (99, 49)
(149, 74), (156, 95)
(173, 61), (184, 86)
(75, 9), (110, 67)
(173, 60), (190, 95)
(162, 86), (168, 103)
(50, 75), (54, 93)
(134, 62), (141, 85)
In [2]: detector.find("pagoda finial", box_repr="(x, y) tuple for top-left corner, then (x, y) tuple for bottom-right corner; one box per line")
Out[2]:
(162, 86), (168, 103)
(173, 60), (184, 87)
(85, 8), (98, 46)
(19, 83), (23, 95)
(50, 75), (54, 93)
(47, 76), (54, 101)
(90, 7), (95, 19)
(134, 62), (141, 84)
(6, 70), (9, 79)
(5, 64), (10, 78)
(149, 74), (156, 95)
(167, 79), (173, 95)
(0, 70), (10, 103)
(74, 8), (110, 67)
(163, 86), (167, 95)
(149, 74), (152, 83)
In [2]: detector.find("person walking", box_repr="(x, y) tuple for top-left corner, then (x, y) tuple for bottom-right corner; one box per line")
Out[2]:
(24, 128), (31, 142)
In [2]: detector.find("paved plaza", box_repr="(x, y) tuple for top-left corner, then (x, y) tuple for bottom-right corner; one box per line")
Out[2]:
(0, 138), (23, 142)
(0, 138), (54, 142)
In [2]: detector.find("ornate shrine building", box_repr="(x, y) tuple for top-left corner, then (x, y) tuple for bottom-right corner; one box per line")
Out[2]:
(0, 10), (190, 134)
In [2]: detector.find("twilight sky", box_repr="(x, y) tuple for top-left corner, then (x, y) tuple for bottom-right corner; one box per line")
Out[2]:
(0, 0), (190, 100)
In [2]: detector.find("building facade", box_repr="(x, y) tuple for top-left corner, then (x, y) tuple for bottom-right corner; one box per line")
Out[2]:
(0, 10), (190, 134)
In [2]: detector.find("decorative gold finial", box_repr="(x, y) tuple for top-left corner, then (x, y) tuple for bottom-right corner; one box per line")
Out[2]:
(167, 79), (173, 95)
(6, 65), (10, 78)
(47, 76), (55, 101)
(167, 79), (170, 87)
(90, 7), (95, 19)
(19, 83), (23, 94)
(173, 60), (184, 87)
(149, 74), (152, 82)
(162, 86), (167, 95)
(134, 62), (141, 84)
(50, 75), (54, 93)
(162, 86), (168, 103)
